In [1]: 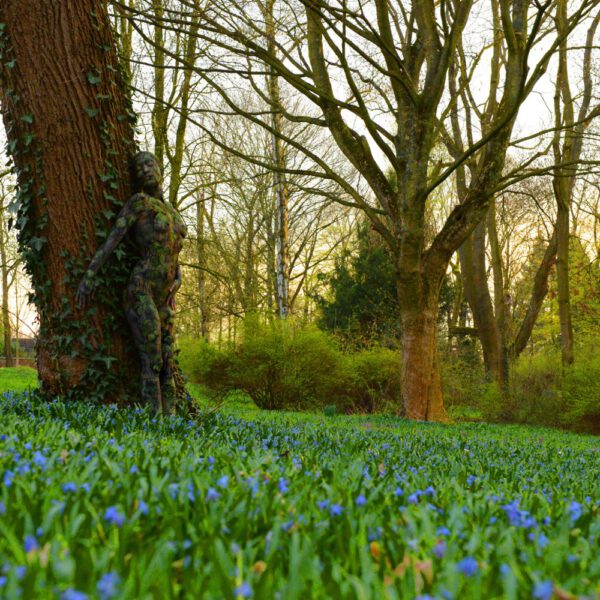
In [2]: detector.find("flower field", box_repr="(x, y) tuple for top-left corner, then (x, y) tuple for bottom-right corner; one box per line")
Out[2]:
(0, 389), (598, 599)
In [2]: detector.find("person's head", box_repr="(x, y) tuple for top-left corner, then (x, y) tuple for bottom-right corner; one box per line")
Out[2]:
(132, 151), (162, 196)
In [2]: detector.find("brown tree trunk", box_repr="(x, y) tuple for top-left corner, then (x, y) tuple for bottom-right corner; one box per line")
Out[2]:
(555, 196), (574, 365)
(460, 218), (505, 384)
(398, 268), (447, 421)
(0, 206), (13, 367)
(511, 229), (558, 358)
(0, 0), (149, 403)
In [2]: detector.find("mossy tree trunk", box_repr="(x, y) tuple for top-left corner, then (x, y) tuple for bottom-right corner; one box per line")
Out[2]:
(0, 0), (184, 405)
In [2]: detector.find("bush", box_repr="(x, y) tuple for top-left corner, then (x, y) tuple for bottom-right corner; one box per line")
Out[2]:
(177, 337), (233, 392)
(227, 320), (350, 410)
(179, 321), (407, 414)
(345, 347), (402, 413)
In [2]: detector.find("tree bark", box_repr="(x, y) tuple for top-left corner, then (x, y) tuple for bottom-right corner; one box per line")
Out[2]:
(460, 218), (505, 384)
(511, 229), (557, 358)
(0, 0), (153, 403)
(0, 204), (13, 367)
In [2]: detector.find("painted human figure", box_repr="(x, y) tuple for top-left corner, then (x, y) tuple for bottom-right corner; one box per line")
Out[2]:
(76, 151), (187, 414)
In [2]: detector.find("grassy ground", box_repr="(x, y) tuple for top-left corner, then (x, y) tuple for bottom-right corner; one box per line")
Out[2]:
(0, 367), (38, 393)
(0, 370), (598, 598)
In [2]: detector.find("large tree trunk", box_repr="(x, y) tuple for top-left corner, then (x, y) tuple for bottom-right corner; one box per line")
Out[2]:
(398, 270), (447, 421)
(0, 0), (178, 404)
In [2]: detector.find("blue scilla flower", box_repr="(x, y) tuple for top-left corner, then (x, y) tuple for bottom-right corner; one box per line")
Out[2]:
(569, 501), (582, 523)
(217, 475), (229, 489)
(24, 442), (32, 451)
(206, 488), (220, 502)
(168, 484), (179, 499)
(3, 470), (14, 487)
(408, 493), (420, 505)
(330, 504), (343, 516)
(317, 499), (330, 510)
(278, 479), (289, 494)
(61, 590), (88, 600)
(97, 572), (121, 600)
(103, 506), (125, 528)
(533, 581), (553, 600)
(24, 535), (39, 553)
(436, 526), (451, 536)
(0, 575), (6, 587)
(138, 500), (149, 515)
(62, 482), (77, 494)
(433, 540), (446, 559)
(355, 494), (367, 506)
(234, 582), (252, 598)
(394, 487), (403, 497)
(32, 451), (46, 469)
(129, 465), (138, 475)
(456, 557), (478, 576)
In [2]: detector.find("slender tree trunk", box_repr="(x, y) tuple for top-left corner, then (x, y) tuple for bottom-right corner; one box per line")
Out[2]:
(168, 15), (199, 208)
(0, 207), (13, 367)
(264, 0), (290, 319)
(460, 218), (505, 384)
(196, 189), (209, 340)
(487, 204), (509, 387)
(511, 229), (558, 358)
(555, 194), (574, 365)
(151, 0), (168, 172)
(0, 0), (183, 404)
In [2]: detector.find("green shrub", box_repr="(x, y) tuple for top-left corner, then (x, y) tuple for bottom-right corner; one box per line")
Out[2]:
(228, 320), (350, 411)
(177, 337), (232, 391)
(345, 347), (402, 413)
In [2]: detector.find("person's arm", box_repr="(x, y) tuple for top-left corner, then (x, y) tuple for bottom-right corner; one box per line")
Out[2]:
(166, 264), (182, 310)
(76, 197), (139, 308)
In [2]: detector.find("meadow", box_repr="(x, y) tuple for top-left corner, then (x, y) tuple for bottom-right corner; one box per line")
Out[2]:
(0, 369), (598, 599)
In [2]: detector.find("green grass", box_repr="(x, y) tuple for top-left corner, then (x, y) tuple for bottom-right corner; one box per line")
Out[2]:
(0, 374), (598, 598)
(0, 367), (38, 393)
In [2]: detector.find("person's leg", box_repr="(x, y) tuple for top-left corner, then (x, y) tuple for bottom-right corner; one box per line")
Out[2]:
(125, 290), (162, 414)
(159, 305), (175, 414)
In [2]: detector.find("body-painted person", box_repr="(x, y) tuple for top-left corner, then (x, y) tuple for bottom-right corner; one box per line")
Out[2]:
(76, 152), (187, 414)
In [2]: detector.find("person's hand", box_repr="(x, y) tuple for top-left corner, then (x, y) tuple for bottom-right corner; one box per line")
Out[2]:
(76, 274), (95, 309)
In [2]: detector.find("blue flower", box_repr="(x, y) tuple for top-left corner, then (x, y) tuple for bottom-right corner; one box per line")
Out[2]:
(24, 535), (39, 553)
(0, 575), (6, 587)
(97, 572), (121, 600)
(32, 451), (46, 469)
(62, 482), (77, 493)
(234, 582), (252, 598)
(278, 479), (289, 494)
(103, 506), (125, 528)
(533, 581), (553, 600)
(436, 526), (451, 536)
(317, 499), (330, 510)
(456, 557), (478, 576)
(218, 475), (229, 489)
(467, 475), (476, 486)
(330, 504), (343, 516)
(3, 470), (14, 487)
(394, 487), (403, 497)
(433, 540), (446, 559)
(569, 501), (582, 523)
(61, 590), (88, 600)
(206, 487), (220, 502)
(129, 465), (138, 474)
(355, 494), (367, 506)
(408, 493), (420, 505)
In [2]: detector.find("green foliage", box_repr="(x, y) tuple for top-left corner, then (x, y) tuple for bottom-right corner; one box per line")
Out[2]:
(179, 322), (403, 414)
(345, 347), (402, 413)
(316, 222), (400, 345)
(0, 392), (598, 598)
(228, 320), (348, 411)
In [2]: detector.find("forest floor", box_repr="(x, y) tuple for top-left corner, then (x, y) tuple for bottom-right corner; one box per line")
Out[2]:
(0, 367), (598, 599)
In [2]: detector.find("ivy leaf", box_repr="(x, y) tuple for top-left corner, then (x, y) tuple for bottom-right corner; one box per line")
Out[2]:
(21, 114), (33, 124)
(29, 236), (47, 251)
(102, 209), (115, 220)
(5, 59), (16, 69)
(84, 107), (99, 118)
(86, 70), (101, 85)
